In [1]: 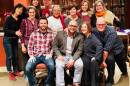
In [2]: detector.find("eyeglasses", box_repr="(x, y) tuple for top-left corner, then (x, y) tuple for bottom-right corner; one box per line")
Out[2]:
(96, 24), (106, 26)
(69, 25), (77, 28)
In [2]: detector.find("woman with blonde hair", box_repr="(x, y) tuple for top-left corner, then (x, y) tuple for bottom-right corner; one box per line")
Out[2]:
(91, 0), (120, 28)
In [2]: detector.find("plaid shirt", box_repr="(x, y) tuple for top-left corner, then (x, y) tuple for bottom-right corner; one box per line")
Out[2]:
(28, 29), (54, 57)
(20, 18), (38, 45)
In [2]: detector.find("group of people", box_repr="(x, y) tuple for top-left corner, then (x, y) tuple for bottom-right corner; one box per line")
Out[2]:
(3, 0), (128, 86)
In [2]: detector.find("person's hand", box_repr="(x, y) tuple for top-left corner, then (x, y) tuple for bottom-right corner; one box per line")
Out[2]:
(64, 28), (68, 33)
(28, 56), (36, 63)
(100, 61), (107, 68)
(91, 57), (96, 62)
(66, 59), (74, 69)
(45, 54), (52, 59)
(57, 55), (64, 61)
(15, 30), (22, 37)
(21, 45), (27, 53)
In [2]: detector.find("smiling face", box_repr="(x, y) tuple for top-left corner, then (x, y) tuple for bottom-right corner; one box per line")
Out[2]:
(81, 23), (89, 35)
(81, 2), (89, 12)
(95, 2), (105, 12)
(39, 19), (48, 31)
(69, 7), (77, 16)
(52, 5), (61, 18)
(28, 8), (36, 19)
(43, 0), (51, 7)
(15, 7), (23, 16)
(68, 20), (78, 34)
(32, 0), (39, 7)
(96, 17), (107, 32)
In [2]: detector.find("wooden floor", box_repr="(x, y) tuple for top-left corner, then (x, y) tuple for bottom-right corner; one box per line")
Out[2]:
(0, 63), (129, 86)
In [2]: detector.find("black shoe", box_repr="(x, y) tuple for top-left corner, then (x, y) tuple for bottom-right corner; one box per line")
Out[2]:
(105, 78), (114, 84)
(105, 82), (112, 86)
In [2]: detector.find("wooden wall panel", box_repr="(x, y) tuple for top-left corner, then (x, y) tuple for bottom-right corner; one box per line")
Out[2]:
(125, 0), (130, 28)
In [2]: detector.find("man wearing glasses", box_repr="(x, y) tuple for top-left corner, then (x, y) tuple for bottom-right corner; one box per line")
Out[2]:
(53, 20), (84, 86)
(93, 17), (128, 86)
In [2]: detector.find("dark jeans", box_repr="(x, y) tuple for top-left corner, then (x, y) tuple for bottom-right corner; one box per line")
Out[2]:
(106, 54), (115, 83)
(81, 57), (99, 86)
(26, 55), (55, 86)
(22, 45), (29, 75)
(114, 50), (128, 75)
(3, 37), (19, 72)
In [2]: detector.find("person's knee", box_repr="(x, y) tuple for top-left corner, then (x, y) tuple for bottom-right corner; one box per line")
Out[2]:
(48, 63), (55, 71)
(56, 59), (65, 68)
(106, 55), (115, 65)
(7, 56), (12, 60)
(25, 63), (33, 73)
(74, 59), (83, 69)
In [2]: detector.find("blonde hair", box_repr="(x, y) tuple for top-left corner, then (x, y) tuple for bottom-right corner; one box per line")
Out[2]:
(27, 6), (37, 13)
(94, 0), (106, 13)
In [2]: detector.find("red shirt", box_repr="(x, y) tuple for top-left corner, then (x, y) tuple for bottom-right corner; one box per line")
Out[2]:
(28, 29), (54, 57)
(20, 18), (38, 45)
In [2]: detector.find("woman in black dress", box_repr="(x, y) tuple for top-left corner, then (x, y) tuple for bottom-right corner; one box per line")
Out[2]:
(80, 22), (103, 86)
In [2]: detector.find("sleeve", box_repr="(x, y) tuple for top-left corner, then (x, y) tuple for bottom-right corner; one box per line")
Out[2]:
(104, 30), (117, 53)
(47, 17), (52, 29)
(19, 19), (26, 44)
(64, 18), (69, 27)
(94, 37), (103, 62)
(73, 35), (84, 61)
(3, 17), (16, 35)
(28, 32), (35, 57)
(49, 33), (54, 55)
(52, 32), (62, 57)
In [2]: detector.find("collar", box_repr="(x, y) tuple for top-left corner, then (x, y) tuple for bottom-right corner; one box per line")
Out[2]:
(65, 30), (78, 38)
(96, 11), (106, 17)
(36, 28), (52, 34)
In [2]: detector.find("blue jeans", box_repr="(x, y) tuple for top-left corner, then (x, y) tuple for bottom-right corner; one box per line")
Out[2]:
(22, 45), (29, 76)
(26, 55), (55, 86)
(3, 37), (19, 72)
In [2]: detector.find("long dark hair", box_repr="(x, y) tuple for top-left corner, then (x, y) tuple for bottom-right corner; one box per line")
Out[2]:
(12, 3), (27, 21)
(30, 0), (41, 19)
(30, 0), (41, 10)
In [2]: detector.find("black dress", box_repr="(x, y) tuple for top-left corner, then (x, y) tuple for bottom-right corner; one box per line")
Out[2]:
(81, 34), (103, 86)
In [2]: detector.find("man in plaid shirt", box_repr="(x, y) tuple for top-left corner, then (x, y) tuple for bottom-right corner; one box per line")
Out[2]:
(26, 17), (55, 86)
